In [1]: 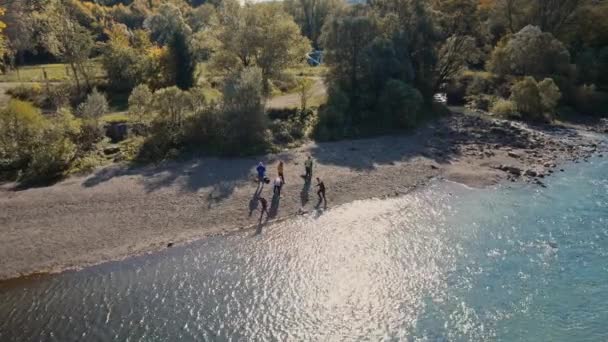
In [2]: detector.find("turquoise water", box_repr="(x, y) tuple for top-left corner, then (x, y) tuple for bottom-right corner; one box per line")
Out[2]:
(1, 157), (607, 341)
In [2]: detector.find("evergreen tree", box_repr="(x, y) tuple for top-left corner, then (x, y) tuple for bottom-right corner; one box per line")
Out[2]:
(169, 31), (195, 90)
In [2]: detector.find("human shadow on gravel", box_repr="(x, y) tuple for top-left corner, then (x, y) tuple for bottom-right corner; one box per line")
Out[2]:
(268, 193), (281, 219)
(82, 153), (296, 200)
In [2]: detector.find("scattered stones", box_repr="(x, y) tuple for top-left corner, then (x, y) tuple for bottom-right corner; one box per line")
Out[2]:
(498, 165), (522, 176)
(525, 169), (537, 177)
(508, 151), (521, 159)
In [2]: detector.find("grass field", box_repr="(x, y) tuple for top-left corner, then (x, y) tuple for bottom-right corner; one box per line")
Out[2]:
(0, 63), (105, 83)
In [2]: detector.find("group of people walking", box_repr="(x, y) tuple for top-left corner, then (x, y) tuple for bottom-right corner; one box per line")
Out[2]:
(255, 156), (326, 220)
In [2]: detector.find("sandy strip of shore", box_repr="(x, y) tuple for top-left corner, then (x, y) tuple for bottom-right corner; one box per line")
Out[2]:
(0, 113), (606, 281)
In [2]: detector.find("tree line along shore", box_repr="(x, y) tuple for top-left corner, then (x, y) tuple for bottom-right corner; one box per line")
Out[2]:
(0, 0), (607, 187)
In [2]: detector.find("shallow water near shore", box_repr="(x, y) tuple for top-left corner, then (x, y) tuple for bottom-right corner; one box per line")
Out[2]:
(1, 157), (607, 341)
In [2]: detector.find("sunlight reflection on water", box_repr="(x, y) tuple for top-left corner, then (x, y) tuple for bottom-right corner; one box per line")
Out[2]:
(1, 158), (607, 341)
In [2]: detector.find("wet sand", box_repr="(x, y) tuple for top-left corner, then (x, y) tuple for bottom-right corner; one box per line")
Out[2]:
(0, 112), (606, 281)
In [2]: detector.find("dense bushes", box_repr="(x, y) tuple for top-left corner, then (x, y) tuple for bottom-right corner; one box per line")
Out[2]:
(509, 77), (561, 121)
(488, 26), (571, 79)
(0, 100), (78, 183)
(133, 67), (274, 159)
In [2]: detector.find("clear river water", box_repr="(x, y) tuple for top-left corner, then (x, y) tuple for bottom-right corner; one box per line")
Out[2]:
(0, 157), (607, 341)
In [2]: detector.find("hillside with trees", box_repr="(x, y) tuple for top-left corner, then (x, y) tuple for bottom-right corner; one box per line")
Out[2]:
(0, 0), (606, 185)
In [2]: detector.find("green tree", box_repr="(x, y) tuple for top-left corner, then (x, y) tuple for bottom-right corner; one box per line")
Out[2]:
(320, 10), (378, 103)
(143, 3), (192, 45)
(297, 78), (315, 111)
(283, 0), (343, 48)
(37, 0), (94, 93)
(208, 2), (311, 94)
(128, 84), (154, 123)
(221, 67), (268, 153)
(169, 30), (196, 90)
(488, 25), (570, 79)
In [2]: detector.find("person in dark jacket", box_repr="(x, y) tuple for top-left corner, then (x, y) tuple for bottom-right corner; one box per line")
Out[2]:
(316, 177), (326, 206)
(256, 162), (266, 184)
(259, 197), (268, 220)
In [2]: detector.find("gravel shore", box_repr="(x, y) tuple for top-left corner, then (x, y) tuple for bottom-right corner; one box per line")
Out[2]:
(1, 112), (606, 281)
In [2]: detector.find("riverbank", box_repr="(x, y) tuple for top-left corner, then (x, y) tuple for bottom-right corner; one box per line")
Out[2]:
(0, 112), (606, 281)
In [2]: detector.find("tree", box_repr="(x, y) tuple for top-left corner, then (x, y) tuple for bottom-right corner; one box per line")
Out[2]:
(143, 3), (192, 45)
(531, 0), (584, 36)
(431, 0), (483, 90)
(208, 3), (311, 94)
(297, 78), (315, 111)
(434, 35), (478, 91)
(3, 0), (38, 71)
(37, 0), (94, 93)
(128, 84), (154, 123)
(168, 30), (196, 90)
(221, 67), (267, 152)
(283, 0), (343, 48)
(320, 10), (378, 101)
(0, 6), (6, 69)
(488, 25), (570, 79)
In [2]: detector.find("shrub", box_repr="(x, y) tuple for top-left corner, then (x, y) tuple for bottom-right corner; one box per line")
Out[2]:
(0, 100), (47, 176)
(183, 106), (225, 151)
(510, 77), (543, 120)
(491, 99), (518, 117)
(128, 84), (154, 123)
(538, 78), (562, 115)
(77, 89), (109, 119)
(314, 86), (348, 141)
(24, 134), (76, 183)
(510, 77), (561, 121)
(271, 73), (299, 95)
(153, 86), (193, 128)
(0, 100), (81, 183)
(76, 119), (105, 153)
(466, 74), (495, 97)
(466, 94), (498, 112)
(6, 84), (45, 106)
(378, 79), (423, 128)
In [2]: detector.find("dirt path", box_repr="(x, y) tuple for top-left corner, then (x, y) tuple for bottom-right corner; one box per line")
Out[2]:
(267, 78), (326, 109)
(0, 113), (606, 281)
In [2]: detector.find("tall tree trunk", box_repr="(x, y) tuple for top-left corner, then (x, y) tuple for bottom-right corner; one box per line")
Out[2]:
(69, 62), (81, 94)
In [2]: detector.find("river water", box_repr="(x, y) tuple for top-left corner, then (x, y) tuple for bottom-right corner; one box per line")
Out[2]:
(1, 158), (607, 341)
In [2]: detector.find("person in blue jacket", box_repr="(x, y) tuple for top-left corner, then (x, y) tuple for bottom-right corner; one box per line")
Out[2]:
(256, 162), (266, 184)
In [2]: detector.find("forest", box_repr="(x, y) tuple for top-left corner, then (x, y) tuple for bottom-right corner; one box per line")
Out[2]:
(0, 0), (606, 184)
